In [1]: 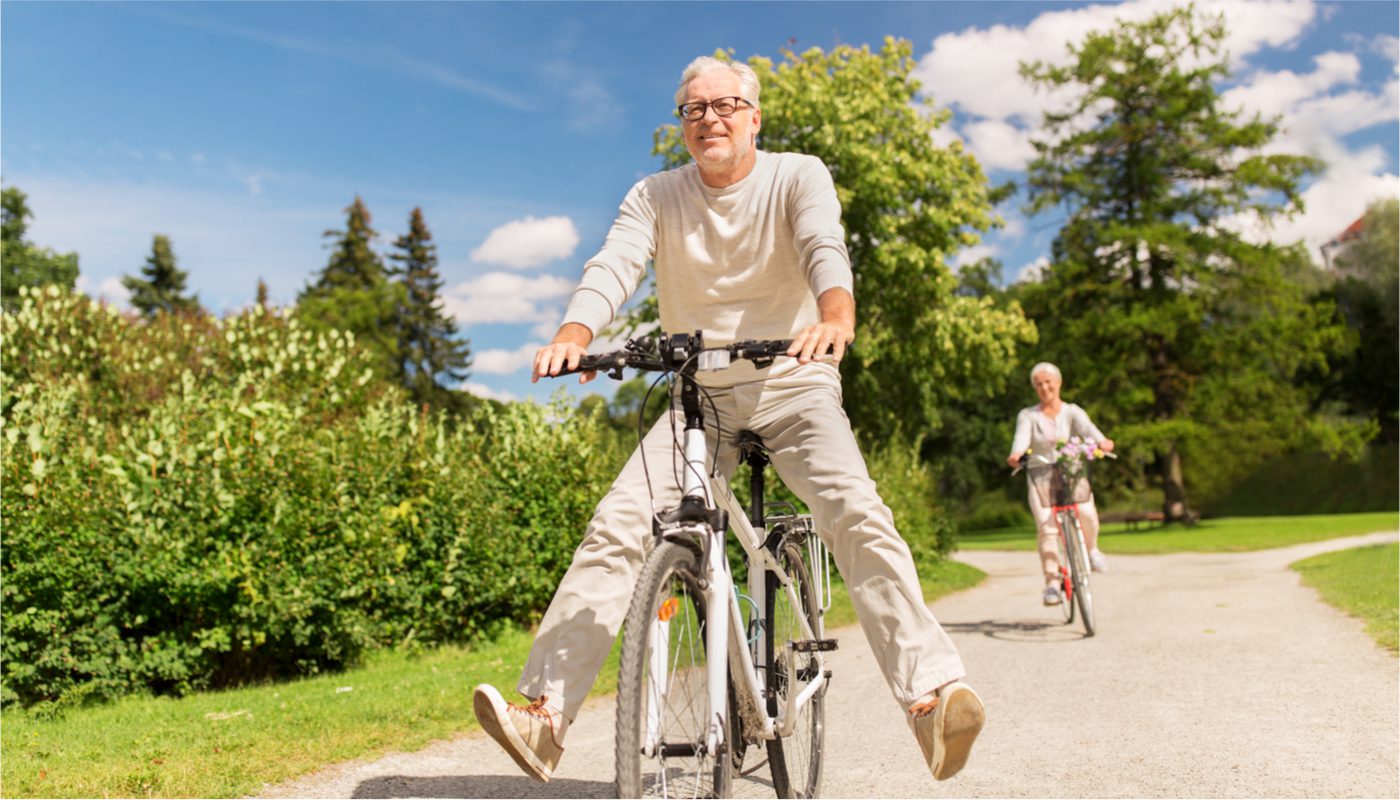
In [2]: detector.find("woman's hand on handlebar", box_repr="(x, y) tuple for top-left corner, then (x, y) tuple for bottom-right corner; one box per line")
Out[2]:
(532, 324), (597, 384)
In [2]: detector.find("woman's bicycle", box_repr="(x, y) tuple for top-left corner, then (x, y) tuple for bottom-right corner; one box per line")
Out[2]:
(1015, 452), (1100, 637)
(558, 332), (835, 799)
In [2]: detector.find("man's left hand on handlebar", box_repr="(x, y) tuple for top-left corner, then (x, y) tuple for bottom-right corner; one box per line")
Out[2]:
(532, 323), (596, 384)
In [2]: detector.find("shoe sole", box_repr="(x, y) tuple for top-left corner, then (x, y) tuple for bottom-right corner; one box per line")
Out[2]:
(472, 685), (552, 782)
(932, 684), (985, 781)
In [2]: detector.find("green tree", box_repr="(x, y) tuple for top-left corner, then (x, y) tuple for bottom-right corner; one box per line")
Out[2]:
(297, 196), (404, 379)
(123, 234), (201, 318)
(650, 40), (1035, 445)
(1327, 197), (1399, 442)
(389, 207), (473, 411)
(1019, 6), (1368, 518)
(1, 187), (79, 312)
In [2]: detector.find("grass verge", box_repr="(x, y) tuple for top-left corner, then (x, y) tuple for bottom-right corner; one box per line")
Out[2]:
(0, 558), (981, 798)
(1291, 542), (1399, 655)
(958, 511), (1398, 554)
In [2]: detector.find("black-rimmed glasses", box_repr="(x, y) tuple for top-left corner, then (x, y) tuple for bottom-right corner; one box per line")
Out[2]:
(677, 96), (754, 122)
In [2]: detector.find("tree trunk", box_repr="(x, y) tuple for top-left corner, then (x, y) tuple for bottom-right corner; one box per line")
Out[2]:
(1162, 441), (1188, 521)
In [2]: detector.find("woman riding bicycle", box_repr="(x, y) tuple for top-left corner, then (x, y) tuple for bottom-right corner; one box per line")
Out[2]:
(1006, 362), (1115, 606)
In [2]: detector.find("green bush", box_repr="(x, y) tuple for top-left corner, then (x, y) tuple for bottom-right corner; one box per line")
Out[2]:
(956, 490), (1034, 532)
(1, 288), (625, 708)
(864, 437), (956, 562)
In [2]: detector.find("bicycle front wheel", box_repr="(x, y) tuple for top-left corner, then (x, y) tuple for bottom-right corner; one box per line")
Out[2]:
(765, 542), (825, 799)
(1063, 515), (1096, 637)
(1053, 515), (1075, 625)
(616, 541), (733, 799)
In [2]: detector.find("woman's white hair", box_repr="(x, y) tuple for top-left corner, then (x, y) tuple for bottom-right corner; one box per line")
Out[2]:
(1030, 362), (1062, 385)
(675, 56), (761, 108)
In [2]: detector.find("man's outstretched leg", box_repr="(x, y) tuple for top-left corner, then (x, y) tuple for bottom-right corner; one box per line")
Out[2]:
(471, 410), (707, 781)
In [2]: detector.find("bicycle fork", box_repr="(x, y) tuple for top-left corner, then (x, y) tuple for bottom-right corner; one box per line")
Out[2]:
(639, 518), (731, 760)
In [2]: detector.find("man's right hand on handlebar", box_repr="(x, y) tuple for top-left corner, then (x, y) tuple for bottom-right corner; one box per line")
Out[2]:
(532, 322), (597, 384)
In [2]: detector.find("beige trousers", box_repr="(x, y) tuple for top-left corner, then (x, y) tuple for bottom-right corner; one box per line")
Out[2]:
(518, 365), (966, 721)
(1027, 485), (1100, 583)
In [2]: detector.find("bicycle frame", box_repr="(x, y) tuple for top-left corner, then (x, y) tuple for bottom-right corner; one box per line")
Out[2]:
(641, 369), (831, 762)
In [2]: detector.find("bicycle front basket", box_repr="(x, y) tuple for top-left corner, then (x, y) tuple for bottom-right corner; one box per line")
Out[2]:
(1029, 466), (1092, 506)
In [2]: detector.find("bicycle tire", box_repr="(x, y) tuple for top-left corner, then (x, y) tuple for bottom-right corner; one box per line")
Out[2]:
(1063, 515), (1096, 637)
(1053, 515), (1075, 625)
(765, 542), (825, 799)
(616, 541), (734, 798)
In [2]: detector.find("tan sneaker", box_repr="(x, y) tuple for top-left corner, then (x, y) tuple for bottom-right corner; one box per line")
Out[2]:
(472, 684), (567, 782)
(908, 681), (985, 781)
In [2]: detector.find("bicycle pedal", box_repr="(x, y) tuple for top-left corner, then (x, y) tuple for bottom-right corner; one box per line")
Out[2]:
(791, 639), (838, 652)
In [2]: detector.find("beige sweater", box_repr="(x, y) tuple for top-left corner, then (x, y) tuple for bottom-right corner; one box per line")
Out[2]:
(562, 150), (852, 386)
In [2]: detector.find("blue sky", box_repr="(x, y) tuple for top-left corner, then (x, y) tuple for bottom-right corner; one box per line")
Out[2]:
(4, 1), (1396, 404)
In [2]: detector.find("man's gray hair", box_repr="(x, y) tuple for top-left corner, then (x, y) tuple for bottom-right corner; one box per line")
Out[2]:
(1030, 362), (1062, 385)
(675, 56), (761, 108)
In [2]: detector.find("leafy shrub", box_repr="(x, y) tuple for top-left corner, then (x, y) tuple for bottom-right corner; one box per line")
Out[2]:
(864, 437), (956, 562)
(956, 490), (1034, 532)
(1, 288), (624, 708)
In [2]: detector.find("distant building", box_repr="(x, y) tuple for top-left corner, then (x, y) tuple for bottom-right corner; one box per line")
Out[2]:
(1319, 214), (1366, 275)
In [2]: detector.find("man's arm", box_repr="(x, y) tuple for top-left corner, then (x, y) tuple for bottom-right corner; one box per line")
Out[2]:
(788, 287), (855, 364)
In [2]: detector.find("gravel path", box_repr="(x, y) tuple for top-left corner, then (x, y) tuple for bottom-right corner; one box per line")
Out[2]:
(258, 531), (1399, 799)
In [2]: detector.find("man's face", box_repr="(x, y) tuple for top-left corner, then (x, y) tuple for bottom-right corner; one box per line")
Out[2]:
(681, 70), (761, 174)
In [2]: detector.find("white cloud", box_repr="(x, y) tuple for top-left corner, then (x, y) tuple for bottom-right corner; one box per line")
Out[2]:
(1226, 144), (1400, 256)
(76, 274), (132, 308)
(472, 342), (543, 375)
(962, 119), (1037, 172)
(1222, 52), (1361, 120)
(461, 382), (519, 403)
(470, 215), (580, 269)
(442, 271), (575, 327)
(1013, 256), (1051, 284)
(913, 0), (1320, 172)
(953, 244), (998, 270)
(1373, 34), (1400, 72)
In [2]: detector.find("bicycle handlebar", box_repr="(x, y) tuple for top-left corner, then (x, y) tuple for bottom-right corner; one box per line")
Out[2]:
(555, 332), (796, 381)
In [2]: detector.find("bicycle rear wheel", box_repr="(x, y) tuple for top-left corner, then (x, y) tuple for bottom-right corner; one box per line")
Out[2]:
(765, 542), (825, 799)
(1063, 515), (1096, 637)
(616, 541), (733, 798)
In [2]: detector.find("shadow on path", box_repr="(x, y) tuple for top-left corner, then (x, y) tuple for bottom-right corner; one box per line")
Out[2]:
(351, 775), (612, 799)
(941, 618), (1087, 643)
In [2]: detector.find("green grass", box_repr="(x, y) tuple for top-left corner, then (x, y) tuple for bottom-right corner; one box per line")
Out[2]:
(1292, 543), (1399, 654)
(0, 558), (981, 799)
(958, 511), (1399, 554)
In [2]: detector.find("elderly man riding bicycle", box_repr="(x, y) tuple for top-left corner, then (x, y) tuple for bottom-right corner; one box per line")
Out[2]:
(473, 55), (985, 789)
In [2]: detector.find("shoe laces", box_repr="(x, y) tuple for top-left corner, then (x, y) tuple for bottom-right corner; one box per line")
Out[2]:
(909, 696), (940, 718)
(511, 695), (556, 722)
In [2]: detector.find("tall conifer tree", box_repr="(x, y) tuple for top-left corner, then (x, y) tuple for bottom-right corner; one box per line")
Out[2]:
(389, 207), (472, 410)
(123, 234), (200, 318)
(297, 196), (404, 378)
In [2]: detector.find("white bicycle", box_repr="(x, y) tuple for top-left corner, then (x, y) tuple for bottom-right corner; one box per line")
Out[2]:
(560, 332), (835, 799)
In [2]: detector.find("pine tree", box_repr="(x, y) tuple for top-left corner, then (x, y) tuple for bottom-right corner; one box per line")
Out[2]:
(297, 196), (404, 379)
(255, 278), (271, 310)
(123, 234), (200, 318)
(390, 207), (472, 410)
